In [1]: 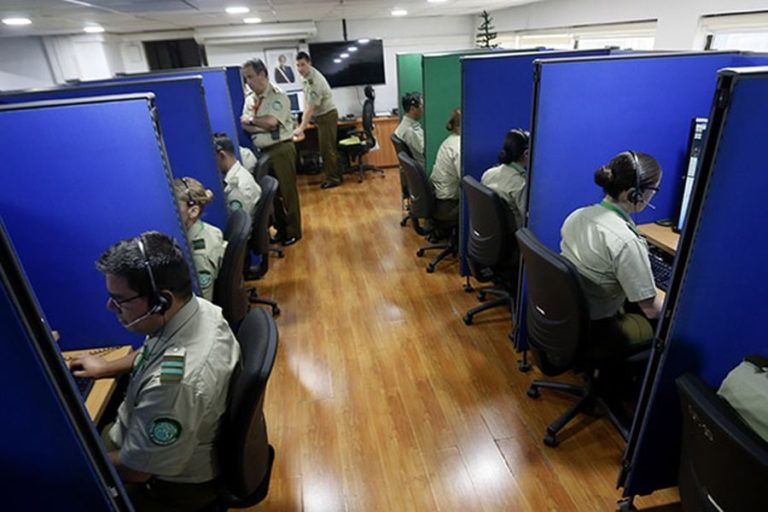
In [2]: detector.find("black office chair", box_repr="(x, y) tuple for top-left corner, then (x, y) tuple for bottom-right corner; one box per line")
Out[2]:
(207, 308), (278, 511)
(676, 373), (768, 512)
(390, 133), (412, 227)
(214, 209), (252, 330)
(338, 85), (384, 183)
(247, 175), (280, 316)
(399, 151), (457, 273)
(251, 153), (284, 259)
(516, 227), (649, 447)
(461, 176), (518, 325)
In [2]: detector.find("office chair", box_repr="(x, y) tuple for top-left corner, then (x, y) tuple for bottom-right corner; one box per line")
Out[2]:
(338, 85), (384, 183)
(398, 151), (457, 273)
(252, 153), (284, 259)
(461, 176), (519, 325)
(248, 175), (280, 316)
(516, 228), (649, 447)
(205, 308), (278, 511)
(676, 373), (768, 512)
(213, 209), (252, 330)
(390, 133), (412, 227)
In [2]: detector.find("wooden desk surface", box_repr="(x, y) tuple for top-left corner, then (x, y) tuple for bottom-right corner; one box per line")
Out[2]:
(639, 223), (679, 255)
(63, 345), (132, 423)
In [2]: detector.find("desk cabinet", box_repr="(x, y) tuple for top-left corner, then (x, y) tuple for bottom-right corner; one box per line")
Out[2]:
(358, 116), (399, 169)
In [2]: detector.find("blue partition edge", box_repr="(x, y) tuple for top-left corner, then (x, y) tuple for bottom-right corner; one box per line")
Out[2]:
(0, 96), (194, 350)
(0, 77), (228, 230)
(622, 68), (768, 496)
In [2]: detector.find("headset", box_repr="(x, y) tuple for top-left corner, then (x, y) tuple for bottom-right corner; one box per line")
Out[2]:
(179, 177), (197, 207)
(628, 150), (644, 204)
(135, 235), (171, 316)
(402, 92), (422, 112)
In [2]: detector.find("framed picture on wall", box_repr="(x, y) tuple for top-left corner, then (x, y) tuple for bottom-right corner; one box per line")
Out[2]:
(264, 47), (301, 91)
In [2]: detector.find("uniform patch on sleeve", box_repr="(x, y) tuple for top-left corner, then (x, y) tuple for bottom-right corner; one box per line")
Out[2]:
(147, 417), (182, 446)
(229, 200), (243, 210)
(198, 270), (213, 289)
(192, 238), (206, 250)
(272, 100), (283, 111)
(160, 347), (185, 383)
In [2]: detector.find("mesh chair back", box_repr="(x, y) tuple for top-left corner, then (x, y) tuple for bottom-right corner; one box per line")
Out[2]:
(676, 373), (768, 512)
(516, 228), (590, 375)
(218, 308), (278, 503)
(254, 153), (271, 182)
(213, 209), (251, 327)
(249, 175), (278, 256)
(398, 151), (434, 219)
(390, 133), (413, 159)
(462, 176), (516, 268)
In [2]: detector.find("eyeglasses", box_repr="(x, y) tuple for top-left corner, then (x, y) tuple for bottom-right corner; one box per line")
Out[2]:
(107, 294), (144, 310)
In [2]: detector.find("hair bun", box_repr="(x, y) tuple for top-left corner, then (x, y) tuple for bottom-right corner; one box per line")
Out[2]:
(204, 189), (214, 203)
(593, 166), (614, 187)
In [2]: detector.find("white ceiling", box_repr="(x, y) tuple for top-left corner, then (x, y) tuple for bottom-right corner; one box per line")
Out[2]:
(0, 0), (539, 37)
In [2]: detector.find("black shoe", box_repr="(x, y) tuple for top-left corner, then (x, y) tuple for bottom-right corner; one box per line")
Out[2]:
(282, 236), (300, 246)
(269, 235), (281, 245)
(320, 180), (341, 189)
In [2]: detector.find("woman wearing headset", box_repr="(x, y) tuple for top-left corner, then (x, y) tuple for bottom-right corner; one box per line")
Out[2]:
(429, 108), (462, 223)
(560, 151), (663, 353)
(481, 129), (530, 230)
(174, 177), (226, 302)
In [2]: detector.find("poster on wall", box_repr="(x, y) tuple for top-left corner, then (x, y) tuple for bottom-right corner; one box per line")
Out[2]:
(264, 48), (302, 91)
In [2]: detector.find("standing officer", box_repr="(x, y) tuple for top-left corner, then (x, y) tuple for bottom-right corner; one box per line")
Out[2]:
(241, 58), (302, 246)
(70, 232), (240, 511)
(293, 51), (342, 189)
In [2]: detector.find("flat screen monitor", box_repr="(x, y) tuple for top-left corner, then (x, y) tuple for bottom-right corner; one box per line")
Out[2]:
(286, 91), (304, 113)
(307, 39), (386, 88)
(676, 117), (708, 232)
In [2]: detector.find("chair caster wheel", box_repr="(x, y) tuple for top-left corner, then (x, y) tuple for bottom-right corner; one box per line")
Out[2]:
(416, 249), (425, 257)
(463, 283), (474, 293)
(400, 218), (408, 227)
(272, 306), (281, 317)
(543, 433), (558, 447)
(477, 291), (486, 301)
(463, 314), (473, 325)
(527, 387), (540, 399)
(426, 265), (435, 273)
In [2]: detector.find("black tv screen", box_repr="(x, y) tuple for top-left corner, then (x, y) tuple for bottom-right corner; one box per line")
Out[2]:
(308, 39), (385, 88)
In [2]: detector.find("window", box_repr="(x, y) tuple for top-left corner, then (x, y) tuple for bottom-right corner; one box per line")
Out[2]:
(498, 20), (656, 51)
(700, 11), (768, 51)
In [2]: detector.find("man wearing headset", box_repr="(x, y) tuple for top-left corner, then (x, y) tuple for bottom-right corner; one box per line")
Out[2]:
(70, 232), (240, 511)
(394, 92), (425, 170)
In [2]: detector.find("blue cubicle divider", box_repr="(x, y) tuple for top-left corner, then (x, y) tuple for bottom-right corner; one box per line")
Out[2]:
(224, 66), (250, 149)
(458, 49), (611, 277)
(0, 220), (131, 510)
(619, 67), (768, 497)
(0, 95), (194, 351)
(0, 77), (227, 229)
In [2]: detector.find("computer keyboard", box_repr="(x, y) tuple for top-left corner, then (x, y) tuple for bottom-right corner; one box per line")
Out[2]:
(648, 246), (673, 292)
(73, 375), (94, 398)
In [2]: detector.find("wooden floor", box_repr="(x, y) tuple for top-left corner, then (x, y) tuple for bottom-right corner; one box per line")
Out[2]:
(239, 169), (680, 512)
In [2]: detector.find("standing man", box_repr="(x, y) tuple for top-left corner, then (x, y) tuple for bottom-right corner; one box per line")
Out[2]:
(293, 51), (342, 190)
(395, 92), (425, 170)
(241, 58), (302, 246)
(70, 232), (240, 511)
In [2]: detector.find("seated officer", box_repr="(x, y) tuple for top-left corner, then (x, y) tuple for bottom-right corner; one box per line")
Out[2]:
(239, 146), (258, 174)
(394, 92), (425, 170)
(429, 108), (462, 222)
(560, 151), (663, 355)
(214, 132), (261, 216)
(70, 232), (240, 511)
(481, 129), (530, 230)
(174, 177), (226, 302)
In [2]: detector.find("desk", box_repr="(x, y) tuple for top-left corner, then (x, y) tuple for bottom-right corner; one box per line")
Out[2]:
(63, 345), (132, 423)
(639, 223), (680, 301)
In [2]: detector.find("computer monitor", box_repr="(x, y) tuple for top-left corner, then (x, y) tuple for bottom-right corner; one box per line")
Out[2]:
(286, 91), (304, 113)
(676, 117), (708, 233)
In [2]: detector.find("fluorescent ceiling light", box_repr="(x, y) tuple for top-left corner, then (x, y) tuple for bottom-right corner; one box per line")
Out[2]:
(348, 46), (357, 52)
(243, 17), (262, 24)
(83, 25), (105, 33)
(340, 53), (349, 58)
(2, 17), (32, 26)
(333, 59), (342, 63)
(391, 8), (407, 17)
(226, 6), (250, 14)
(358, 38), (370, 44)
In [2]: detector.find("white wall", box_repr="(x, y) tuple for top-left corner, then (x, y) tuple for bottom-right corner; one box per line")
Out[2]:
(0, 37), (55, 91)
(490, 0), (768, 50)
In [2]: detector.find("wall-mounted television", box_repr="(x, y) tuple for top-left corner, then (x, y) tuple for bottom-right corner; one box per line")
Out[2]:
(307, 39), (385, 88)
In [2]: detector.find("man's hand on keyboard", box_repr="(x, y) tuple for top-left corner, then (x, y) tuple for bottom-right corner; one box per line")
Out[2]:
(70, 355), (109, 379)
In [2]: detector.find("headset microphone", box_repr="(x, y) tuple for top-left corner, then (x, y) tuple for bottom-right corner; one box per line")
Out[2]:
(121, 307), (157, 329)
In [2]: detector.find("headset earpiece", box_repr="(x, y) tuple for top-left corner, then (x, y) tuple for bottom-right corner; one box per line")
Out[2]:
(156, 291), (172, 314)
(136, 235), (169, 315)
(628, 150), (643, 204)
(180, 177), (196, 207)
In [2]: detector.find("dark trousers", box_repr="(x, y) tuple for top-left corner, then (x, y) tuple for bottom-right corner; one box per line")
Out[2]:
(266, 140), (302, 239)
(316, 108), (341, 183)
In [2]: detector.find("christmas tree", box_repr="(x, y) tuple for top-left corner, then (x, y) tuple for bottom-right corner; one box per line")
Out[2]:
(476, 10), (498, 49)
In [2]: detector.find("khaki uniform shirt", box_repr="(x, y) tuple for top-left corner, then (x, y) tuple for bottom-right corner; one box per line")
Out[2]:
(560, 201), (656, 320)
(223, 160), (261, 216)
(109, 297), (240, 483)
(718, 359), (768, 442)
(395, 116), (425, 170)
(188, 220), (226, 302)
(239, 146), (258, 174)
(302, 67), (336, 116)
(429, 133), (461, 200)
(242, 84), (293, 149)
(481, 162), (527, 229)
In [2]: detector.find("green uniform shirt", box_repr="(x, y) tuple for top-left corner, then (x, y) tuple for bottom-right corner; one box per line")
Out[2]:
(394, 116), (425, 170)
(302, 67), (336, 116)
(242, 84), (294, 149)
(188, 220), (226, 302)
(223, 160), (261, 216)
(560, 200), (656, 320)
(429, 133), (461, 200)
(718, 359), (768, 442)
(481, 162), (527, 229)
(109, 297), (240, 483)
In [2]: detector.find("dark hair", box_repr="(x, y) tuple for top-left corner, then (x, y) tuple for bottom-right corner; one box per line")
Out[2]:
(402, 92), (422, 113)
(446, 108), (461, 132)
(296, 51), (311, 62)
(212, 132), (236, 156)
(498, 129), (530, 164)
(96, 231), (192, 300)
(594, 151), (662, 199)
(243, 58), (268, 78)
